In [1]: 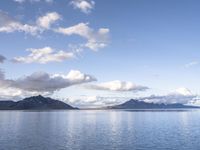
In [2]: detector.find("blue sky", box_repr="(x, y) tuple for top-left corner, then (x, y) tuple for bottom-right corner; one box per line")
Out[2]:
(0, 0), (200, 107)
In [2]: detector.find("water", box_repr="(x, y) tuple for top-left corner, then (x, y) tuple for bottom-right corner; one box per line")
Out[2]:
(0, 110), (200, 150)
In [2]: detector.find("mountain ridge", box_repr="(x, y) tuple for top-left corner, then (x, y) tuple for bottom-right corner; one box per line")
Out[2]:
(0, 95), (77, 110)
(108, 99), (199, 109)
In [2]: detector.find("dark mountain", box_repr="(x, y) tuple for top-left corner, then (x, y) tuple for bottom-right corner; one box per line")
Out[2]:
(108, 99), (199, 109)
(0, 101), (16, 110)
(0, 95), (77, 110)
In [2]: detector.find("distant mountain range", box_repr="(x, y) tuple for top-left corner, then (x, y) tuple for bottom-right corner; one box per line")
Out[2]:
(0, 97), (198, 110)
(0, 95), (77, 110)
(108, 99), (199, 109)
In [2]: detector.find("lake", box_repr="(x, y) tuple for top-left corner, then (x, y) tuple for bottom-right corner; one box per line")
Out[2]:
(0, 110), (200, 150)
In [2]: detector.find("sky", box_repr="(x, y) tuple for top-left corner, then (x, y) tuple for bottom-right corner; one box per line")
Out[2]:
(0, 0), (200, 108)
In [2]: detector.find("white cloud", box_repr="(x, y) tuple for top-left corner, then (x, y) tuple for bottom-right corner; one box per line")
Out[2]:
(12, 70), (96, 93)
(13, 0), (25, 3)
(86, 80), (149, 92)
(55, 23), (110, 51)
(0, 69), (55, 100)
(65, 70), (96, 83)
(70, 0), (95, 14)
(140, 87), (195, 104)
(0, 23), (40, 35)
(71, 88), (200, 107)
(185, 61), (199, 68)
(0, 70), (13, 88)
(0, 86), (41, 101)
(0, 17), (40, 36)
(174, 87), (192, 96)
(0, 87), (23, 100)
(65, 95), (126, 108)
(0, 11), (41, 35)
(0, 11), (61, 36)
(188, 96), (200, 106)
(0, 11), (110, 52)
(0, 70), (23, 100)
(37, 12), (61, 29)
(0, 55), (6, 63)
(66, 87), (197, 108)
(0, 68), (199, 107)
(0, 69), (96, 100)
(0, 86), (50, 101)
(13, 47), (74, 64)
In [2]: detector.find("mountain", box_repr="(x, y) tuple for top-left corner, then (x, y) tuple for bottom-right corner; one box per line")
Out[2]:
(108, 99), (199, 109)
(0, 95), (77, 110)
(0, 101), (16, 110)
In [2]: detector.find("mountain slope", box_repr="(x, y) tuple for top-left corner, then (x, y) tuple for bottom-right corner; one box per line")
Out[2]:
(108, 99), (199, 109)
(0, 95), (77, 110)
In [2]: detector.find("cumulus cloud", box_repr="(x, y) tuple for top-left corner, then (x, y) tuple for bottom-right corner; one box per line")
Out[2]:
(0, 11), (40, 35)
(0, 69), (96, 100)
(12, 70), (96, 93)
(0, 85), (49, 101)
(65, 95), (127, 108)
(0, 70), (54, 100)
(55, 23), (110, 51)
(174, 87), (192, 96)
(0, 70), (13, 88)
(70, 0), (95, 14)
(0, 11), (60, 35)
(0, 70), (22, 100)
(0, 11), (110, 52)
(0, 87), (23, 100)
(64, 87), (200, 108)
(0, 55), (6, 63)
(0, 68), (199, 107)
(86, 80), (148, 92)
(139, 88), (196, 104)
(13, 47), (74, 64)
(64, 70), (96, 83)
(0, 10), (110, 52)
(36, 12), (61, 29)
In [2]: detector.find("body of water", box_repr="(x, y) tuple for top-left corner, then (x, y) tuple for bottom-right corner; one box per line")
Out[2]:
(0, 110), (200, 150)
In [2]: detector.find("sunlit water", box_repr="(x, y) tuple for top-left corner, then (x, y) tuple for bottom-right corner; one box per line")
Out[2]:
(0, 110), (200, 150)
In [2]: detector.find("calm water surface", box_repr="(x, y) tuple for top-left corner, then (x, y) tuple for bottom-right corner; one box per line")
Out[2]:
(0, 110), (200, 150)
